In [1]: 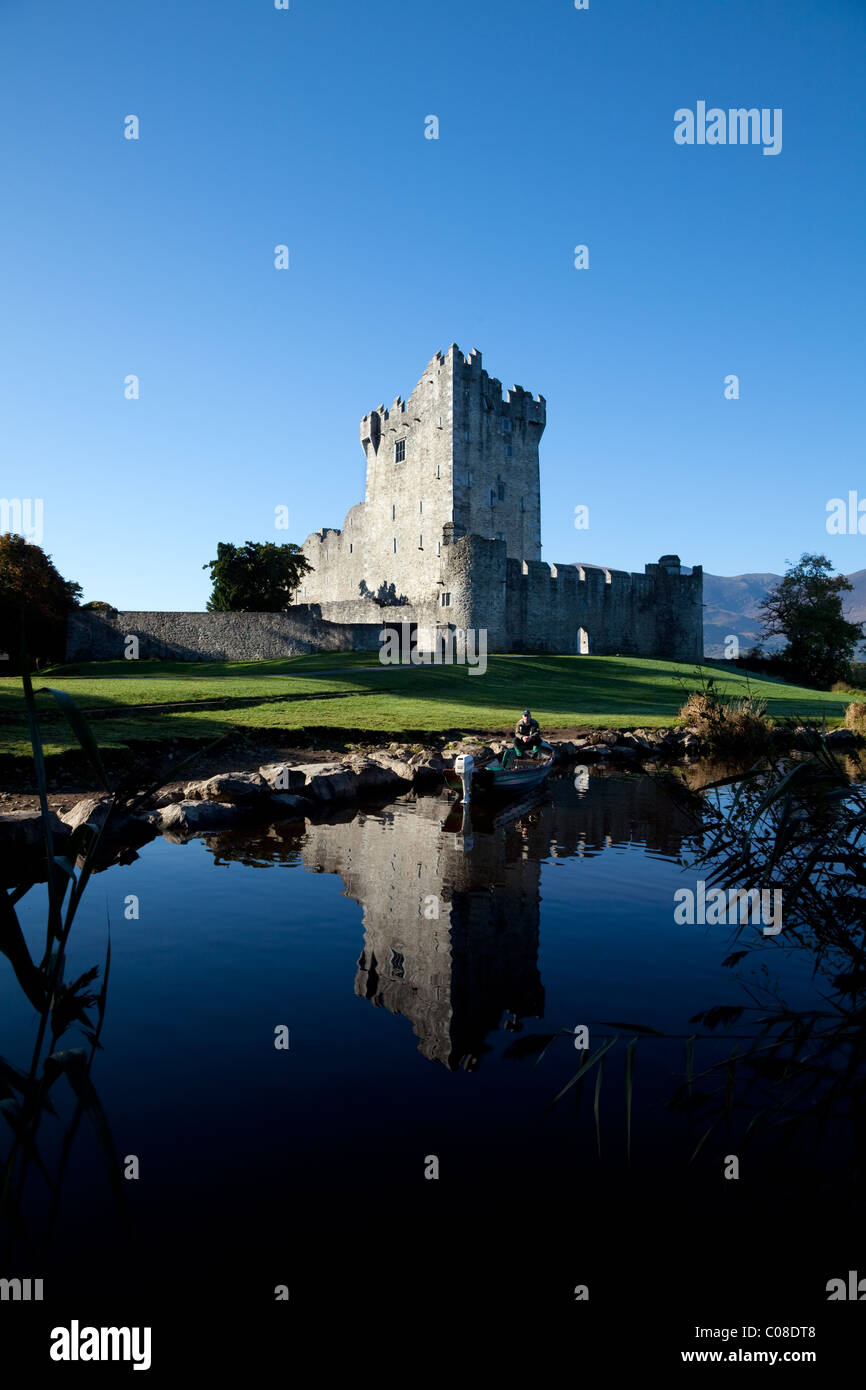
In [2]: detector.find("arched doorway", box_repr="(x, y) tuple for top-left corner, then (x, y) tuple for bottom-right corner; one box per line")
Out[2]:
(577, 627), (590, 655)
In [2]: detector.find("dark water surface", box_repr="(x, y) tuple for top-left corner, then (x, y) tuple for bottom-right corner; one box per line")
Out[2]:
(2, 768), (862, 1367)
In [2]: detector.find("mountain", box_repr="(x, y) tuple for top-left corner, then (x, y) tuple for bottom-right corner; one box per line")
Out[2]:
(702, 569), (866, 658)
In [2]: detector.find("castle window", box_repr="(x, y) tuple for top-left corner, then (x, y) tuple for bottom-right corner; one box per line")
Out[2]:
(497, 476), (505, 500)
(467, 470), (472, 486)
(419, 499), (423, 513)
(393, 537), (397, 554)
(520, 496), (525, 512)
(441, 592), (451, 607)
(349, 542), (353, 553)
(489, 489), (495, 506)
(464, 429), (471, 442)
(502, 418), (513, 432)
(419, 535), (423, 549)
(391, 503), (396, 520)
(436, 464), (441, 479)
(505, 445), (513, 458)
(395, 439), (406, 462)
(436, 541), (441, 556)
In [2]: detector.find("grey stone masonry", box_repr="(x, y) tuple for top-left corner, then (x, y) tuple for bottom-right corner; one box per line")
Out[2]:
(292, 346), (701, 660)
(65, 347), (702, 664)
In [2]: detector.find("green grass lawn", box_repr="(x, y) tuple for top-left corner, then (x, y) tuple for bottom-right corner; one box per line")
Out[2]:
(0, 654), (854, 756)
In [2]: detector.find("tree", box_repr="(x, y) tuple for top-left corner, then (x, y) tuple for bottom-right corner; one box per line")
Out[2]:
(758, 553), (863, 689)
(202, 541), (313, 612)
(0, 533), (82, 669)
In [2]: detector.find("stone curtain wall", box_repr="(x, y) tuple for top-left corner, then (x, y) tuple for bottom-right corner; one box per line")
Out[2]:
(441, 536), (704, 659)
(66, 608), (385, 663)
(66, 556), (702, 664)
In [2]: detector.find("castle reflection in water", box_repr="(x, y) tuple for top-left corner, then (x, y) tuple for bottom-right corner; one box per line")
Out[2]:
(205, 769), (703, 1070)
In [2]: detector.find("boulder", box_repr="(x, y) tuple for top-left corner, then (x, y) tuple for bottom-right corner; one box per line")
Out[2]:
(618, 732), (652, 751)
(350, 758), (412, 796)
(259, 762), (308, 793)
(301, 762), (360, 802)
(149, 800), (246, 834)
(826, 728), (857, 748)
(184, 772), (268, 804)
(357, 752), (414, 780)
(59, 794), (115, 834)
(0, 810), (70, 852)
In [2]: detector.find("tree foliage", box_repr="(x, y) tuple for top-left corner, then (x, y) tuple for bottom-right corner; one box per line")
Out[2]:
(758, 553), (863, 689)
(202, 541), (313, 612)
(0, 533), (82, 669)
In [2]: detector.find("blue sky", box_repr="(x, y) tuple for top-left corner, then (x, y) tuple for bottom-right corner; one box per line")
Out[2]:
(1, 0), (864, 608)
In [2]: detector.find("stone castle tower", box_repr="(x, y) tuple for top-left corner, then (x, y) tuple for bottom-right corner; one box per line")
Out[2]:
(293, 345), (703, 661)
(66, 344), (703, 663)
(294, 345), (545, 611)
(362, 344), (544, 580)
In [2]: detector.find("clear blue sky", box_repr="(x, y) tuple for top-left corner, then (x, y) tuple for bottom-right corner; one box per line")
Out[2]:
(1, 0), (864, 608)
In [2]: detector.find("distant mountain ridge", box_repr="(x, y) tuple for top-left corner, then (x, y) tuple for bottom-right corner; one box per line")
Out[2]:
(703, 569), (866, 658)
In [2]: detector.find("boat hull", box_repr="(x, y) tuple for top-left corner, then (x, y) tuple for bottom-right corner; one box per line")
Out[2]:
(443, 750), (555, 799)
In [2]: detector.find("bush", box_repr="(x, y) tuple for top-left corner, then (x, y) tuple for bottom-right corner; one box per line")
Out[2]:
(678, 686), (770, 752)
(844, 702), (866, 737)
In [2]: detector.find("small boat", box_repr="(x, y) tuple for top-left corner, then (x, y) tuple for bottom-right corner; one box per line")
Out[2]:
(443, 742), (556, 802)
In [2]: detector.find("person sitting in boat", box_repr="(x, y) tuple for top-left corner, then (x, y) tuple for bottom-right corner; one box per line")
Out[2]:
(513, 710), (543, 757)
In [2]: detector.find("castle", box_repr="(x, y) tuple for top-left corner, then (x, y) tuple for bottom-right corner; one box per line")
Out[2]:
(67, 345), (703, 663)
(293, 345), (703, 659)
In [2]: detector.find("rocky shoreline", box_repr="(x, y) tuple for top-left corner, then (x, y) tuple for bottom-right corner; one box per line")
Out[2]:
(0, 724), (859, 885)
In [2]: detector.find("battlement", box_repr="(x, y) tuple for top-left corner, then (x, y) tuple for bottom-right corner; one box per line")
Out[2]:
(310, 345), (698, 661)
(450, 343), (546, 424)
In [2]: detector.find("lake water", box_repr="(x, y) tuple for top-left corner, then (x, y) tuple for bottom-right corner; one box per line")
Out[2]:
(2, 766), (862, 1366)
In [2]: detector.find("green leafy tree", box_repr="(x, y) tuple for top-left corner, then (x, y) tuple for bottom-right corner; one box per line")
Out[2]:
(758, 553), (863, 689)
(202, 541), (313, 612)
(0, 533), (82, 669)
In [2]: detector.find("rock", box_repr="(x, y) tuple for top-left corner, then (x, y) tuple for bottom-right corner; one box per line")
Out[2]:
(0, 810), (70, 852)
(301, 762), (360, 802)
(619, 732), (652, 751)
(349, 758), (412, 796)
(148, 786), (185, 809)
(59, 794), (116, 834)
(149, 800), (246, 834)
(184, 772), (268, 804)
(826, 728), (857, 748)
(259, 763), (307, 793)
(358, 752), (414, 780)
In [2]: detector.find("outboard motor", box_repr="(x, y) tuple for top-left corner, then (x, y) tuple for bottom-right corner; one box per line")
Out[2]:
(454, 752), (475, 804)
